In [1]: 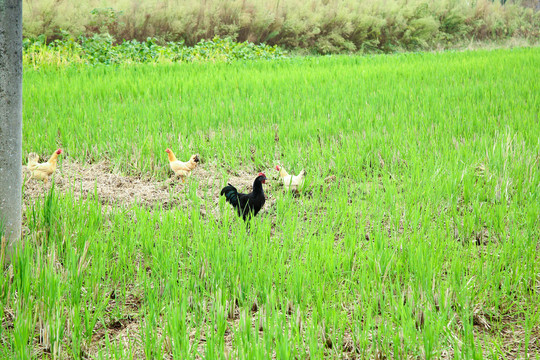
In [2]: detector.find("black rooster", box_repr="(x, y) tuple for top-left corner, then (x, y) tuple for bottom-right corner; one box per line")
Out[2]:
(220, 173), (267, 221)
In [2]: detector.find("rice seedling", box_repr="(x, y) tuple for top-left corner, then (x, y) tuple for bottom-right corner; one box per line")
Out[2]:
(1, 47), (539, 358)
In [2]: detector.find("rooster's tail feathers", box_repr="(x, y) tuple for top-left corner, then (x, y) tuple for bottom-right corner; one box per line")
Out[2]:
(220, 184), (239, 207)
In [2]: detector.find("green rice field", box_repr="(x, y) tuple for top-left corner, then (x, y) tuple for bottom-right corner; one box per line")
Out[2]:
(1, 47), (539, 359)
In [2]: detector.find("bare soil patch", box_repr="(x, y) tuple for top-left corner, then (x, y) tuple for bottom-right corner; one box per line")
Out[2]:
(22, 160), (280, 211)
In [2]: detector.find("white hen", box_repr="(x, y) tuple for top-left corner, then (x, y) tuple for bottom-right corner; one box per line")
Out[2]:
(275, 165), (306, 192)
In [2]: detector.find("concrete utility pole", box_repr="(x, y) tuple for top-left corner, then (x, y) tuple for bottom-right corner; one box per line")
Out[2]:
(0, 0), (23, 263)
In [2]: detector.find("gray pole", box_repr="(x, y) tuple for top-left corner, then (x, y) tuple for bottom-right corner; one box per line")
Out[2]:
(0, 0), (23, 263)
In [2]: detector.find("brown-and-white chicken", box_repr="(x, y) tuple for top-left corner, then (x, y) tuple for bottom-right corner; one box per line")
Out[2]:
(27, 148), (63, 183)
(165, 148), (200, 182)
(275, 165), (306, 192)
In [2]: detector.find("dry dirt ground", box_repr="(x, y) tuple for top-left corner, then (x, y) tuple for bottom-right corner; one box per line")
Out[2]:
(22, 160), (280, 213)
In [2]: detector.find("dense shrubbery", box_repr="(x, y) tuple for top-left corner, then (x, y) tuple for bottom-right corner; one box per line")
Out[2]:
(23, 35), (285, 68)
(23, 0), (540, 54)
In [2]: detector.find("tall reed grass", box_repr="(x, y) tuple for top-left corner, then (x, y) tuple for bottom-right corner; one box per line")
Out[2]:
(23, 0), (540, 53)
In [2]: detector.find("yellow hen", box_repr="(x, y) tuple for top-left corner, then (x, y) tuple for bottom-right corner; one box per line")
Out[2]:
(27, 148), (63, 183)
(165, 148), (200, 182)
